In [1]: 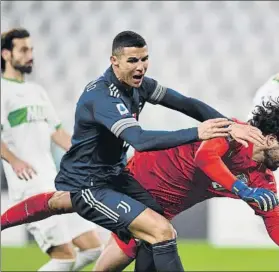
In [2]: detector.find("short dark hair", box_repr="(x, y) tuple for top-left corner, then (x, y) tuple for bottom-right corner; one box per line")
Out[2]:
(1, 28), (30, 72)
(112, 31), (146, 56)
(250, 97), (279, 140)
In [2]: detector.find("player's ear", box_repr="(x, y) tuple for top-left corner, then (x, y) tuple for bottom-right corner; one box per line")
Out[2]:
(1, 48), (11, 62)
(266, 135), (278, 148)
(110, 55), (119, 67)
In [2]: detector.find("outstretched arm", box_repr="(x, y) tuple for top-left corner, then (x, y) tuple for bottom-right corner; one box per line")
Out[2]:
(91, 92), (231, 152)
(147, 83), (265, 147)
(195, 138), (279, 211)
(157, 88), (227, 121)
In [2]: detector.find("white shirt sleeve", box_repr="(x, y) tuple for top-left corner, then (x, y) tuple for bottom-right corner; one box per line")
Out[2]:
(1, 92), (7, 131)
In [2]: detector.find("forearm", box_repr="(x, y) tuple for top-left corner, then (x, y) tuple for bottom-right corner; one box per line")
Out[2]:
(1, 141), (18, 164)
(120, 126), (198, 152)
(51, 128), (72, 151)
(195, 138), (237, 191)
(159, 88), (227, 121)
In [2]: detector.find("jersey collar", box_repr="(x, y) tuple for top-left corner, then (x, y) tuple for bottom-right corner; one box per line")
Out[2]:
(1, 76), (24, 83)
(104, 66), (133, 96)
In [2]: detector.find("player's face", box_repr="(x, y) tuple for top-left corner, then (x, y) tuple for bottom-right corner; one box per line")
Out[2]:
(263, 135), (279, 171)
(10, 37), (34, 74)
(111, 46), (149, 88)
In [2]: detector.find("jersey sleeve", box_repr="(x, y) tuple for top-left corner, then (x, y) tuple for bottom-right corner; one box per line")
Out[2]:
(90, 91), (140, 137)
(194, 137), (238, 191)
(1, 94), (7, 131)
(39, 87), (62, 131)
(141, 77), (167, 105)
(251, 204), (279, 246)
(246, 169), (279, 246)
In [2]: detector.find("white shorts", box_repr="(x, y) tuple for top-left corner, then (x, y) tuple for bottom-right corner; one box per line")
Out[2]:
(3, 161), (97, 253)
(26, 213), (97, 253)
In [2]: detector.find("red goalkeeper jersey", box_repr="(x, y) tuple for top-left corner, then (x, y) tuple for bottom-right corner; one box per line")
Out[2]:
(127, 137), (279, 245)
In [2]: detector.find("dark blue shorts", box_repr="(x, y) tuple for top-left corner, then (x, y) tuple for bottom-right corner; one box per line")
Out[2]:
(70, 171), (163, 242)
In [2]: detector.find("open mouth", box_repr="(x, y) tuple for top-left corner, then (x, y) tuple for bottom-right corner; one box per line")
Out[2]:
(133, 75), (143, 80)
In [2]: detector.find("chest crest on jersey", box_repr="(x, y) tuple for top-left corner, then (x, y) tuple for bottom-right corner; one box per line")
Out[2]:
(8, 105), (47, 128)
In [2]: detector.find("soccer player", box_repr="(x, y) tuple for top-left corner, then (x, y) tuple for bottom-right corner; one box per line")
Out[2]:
(1, 28), (103, 271)
(93, 98), (279, 272)
(248, 73), (279, 187)
(248, 73), (279, 121)
(1, 31), (267, 271)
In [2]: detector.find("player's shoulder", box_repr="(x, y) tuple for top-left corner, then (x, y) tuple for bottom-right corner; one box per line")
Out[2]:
(29, 81), (47, 93)
(268, 73), (279, 84)
(78, 75), (113, 105)
(139, 76), (158, 92)
(253, 73), (279, 100)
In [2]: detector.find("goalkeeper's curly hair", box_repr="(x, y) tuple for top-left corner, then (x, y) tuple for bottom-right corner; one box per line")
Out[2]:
(250, 97), (279, 140)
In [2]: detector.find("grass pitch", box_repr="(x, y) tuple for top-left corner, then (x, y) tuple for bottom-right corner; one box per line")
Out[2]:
(1, 240), (278, 271)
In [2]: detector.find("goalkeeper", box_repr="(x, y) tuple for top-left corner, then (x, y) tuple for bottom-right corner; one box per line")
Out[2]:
(93, 98), (279, 271)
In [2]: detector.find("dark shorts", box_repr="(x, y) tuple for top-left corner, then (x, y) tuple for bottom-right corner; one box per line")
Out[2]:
(69, 170), (163, 242)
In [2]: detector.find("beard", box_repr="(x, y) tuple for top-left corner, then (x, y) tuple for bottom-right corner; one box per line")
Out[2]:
(13, 63), (33, 74)
(11, 57), (33, 74)
(263, 150), (279, 171)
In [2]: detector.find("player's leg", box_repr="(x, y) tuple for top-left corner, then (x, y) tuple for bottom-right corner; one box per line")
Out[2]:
(66, 213), (103, 271)
(134, 241), (156, 272)
(93, 234), (135, 272)
(127, 208), (183, 272)
(1, 191), (73, 230)
(114, 171), (181, 272)
(25, 216), (76, 271)
(71, 186), (183, 271)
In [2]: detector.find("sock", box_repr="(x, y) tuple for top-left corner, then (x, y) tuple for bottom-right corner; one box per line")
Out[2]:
(134, 241), (156, 272)
(38, 258), (75, 271)
(72, 246), (103, 271)
(1, 192), (56, 230)
(152, 238), (184, 272)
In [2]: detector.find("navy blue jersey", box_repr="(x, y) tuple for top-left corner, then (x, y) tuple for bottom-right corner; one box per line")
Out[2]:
(56, 66), (167, 191)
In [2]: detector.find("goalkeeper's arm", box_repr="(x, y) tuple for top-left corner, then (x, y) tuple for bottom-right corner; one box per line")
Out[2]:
(194, 137), (237, 191)
(194, 138), (279, 211)
(254, 205), (279, 246)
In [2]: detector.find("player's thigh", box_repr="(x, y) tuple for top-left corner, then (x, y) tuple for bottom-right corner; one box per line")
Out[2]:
(128, 207), (175, 244)
(65, 212), (102, 249)
(115, 171), (164, 215)
(26, 214), (72, 254)
(70, 186), (147, 241)
(93, 234), (134, 272)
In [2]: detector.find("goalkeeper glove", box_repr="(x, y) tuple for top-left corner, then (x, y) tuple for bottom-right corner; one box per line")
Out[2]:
(232, 180), (279, 212)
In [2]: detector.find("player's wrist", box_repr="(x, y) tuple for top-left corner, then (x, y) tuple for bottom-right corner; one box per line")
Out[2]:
(232, 179), (250, 196)
(3, 152), (17, 165)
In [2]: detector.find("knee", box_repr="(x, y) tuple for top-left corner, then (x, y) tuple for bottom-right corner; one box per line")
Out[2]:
(48, 191), (73, 214)
(48, 243), (77, 260)
(152, 220), (176, 243)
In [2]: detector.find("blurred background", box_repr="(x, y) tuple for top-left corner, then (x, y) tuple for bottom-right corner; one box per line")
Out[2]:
(1, 1), (278, 271)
